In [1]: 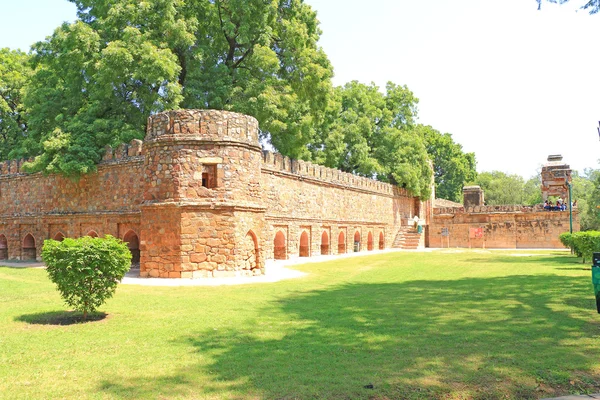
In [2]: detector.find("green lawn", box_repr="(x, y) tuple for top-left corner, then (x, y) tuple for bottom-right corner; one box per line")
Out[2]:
(2, 250), (600, 399)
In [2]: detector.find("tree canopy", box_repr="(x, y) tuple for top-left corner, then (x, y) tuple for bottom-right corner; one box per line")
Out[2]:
(0, 48), (31, 161)
(415, 125), (476, 203)
(0, 0), (486, 199)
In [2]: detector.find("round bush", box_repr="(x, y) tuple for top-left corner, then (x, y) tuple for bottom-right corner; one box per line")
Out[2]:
(42, 235), (132, 318)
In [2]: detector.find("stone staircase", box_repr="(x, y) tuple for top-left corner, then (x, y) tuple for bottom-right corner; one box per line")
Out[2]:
(392, 226), (424, 250)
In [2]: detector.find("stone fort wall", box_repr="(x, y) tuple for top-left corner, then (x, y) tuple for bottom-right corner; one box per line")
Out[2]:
(0, 109), (422, 277)
(429, 204), (578, 249)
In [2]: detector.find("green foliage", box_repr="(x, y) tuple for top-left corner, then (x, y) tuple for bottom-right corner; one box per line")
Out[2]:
(472, 171), (529, 205)
(41, 235), (131, 318)
(559, 232), (573, 249)
(0, 48), (31, 160)
(312, 81), (432, 198)
(570, 231), (600, 263)
(536, 0), (600, 14)
(415, 125), (477, 202)
(16, 19), (182, 176)
(571, 169), (600, 231)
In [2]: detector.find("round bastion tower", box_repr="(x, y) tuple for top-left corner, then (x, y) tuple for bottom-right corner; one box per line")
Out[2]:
(139, 110), (266, 278)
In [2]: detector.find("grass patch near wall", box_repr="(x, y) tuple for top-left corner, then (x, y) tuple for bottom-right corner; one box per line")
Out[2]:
(1, 250), (600, 399)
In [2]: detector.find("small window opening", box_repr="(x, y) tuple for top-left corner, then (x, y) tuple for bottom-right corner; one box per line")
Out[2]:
(201, 164), (217, 188)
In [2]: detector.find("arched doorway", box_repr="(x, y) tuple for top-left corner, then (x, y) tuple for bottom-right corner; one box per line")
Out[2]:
(274, 231), (287, 260)
(379, 231), (385, 250)
(86, 231), (99, 238)
(123, 230), (140, 264)
(242, 230), (259, 272)
(353, 231), (361, 252)
(54, 232), (65, 242)
(367, 231), (373, 251)
(0, 234), (7, 260)
(22, 234), (36, 260)
(299, 231), (310, 257)
(338, 231), (346, 254)
(320, 231), (329, 255)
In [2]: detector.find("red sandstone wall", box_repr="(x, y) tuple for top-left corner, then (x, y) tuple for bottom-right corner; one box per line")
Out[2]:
(429, 205), (578, 249)
(0, 150), (144, 260)
(260, 153), (419, 259)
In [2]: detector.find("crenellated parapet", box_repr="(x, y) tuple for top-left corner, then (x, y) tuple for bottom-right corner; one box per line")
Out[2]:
(0, 158), (34, 177)
(261, 150), (408, 197)
(100, 139), (144, 164)
(145, 109), (260, 149)
(433, 204), (547, 215)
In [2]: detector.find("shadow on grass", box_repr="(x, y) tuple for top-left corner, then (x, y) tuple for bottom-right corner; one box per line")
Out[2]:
(99, 274), (600, 399)
(15, 311), (108, 325)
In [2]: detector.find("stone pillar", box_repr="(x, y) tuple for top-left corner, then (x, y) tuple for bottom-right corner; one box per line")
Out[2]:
(541, 154), (572, 202)
(463, 186), (484, 208)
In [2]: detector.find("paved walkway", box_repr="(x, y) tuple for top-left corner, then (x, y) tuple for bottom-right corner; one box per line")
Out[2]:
(542, 394), (600, 400)
(1, 247), (571, 288)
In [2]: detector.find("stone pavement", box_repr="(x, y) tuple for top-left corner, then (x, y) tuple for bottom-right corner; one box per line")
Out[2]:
(542, 394), (600, 400)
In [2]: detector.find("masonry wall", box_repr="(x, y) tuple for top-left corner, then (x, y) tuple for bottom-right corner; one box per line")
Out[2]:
(429, 205), (578, 249)
(260, 154), (418, 259)
(0, 109), (423, 278)
(0, 147), (144, 260)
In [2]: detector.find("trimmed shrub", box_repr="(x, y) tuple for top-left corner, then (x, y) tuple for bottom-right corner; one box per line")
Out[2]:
(570, 231), (600, 263)
(42, 235), (131, 318)
(559, 232), (573, 249)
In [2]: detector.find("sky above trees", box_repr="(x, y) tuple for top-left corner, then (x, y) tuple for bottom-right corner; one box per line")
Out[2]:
(1, 0), (599, 179)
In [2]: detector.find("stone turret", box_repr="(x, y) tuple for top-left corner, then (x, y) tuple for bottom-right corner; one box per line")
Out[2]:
(541, 154), (571, 202)
(139, 110), (265, 278)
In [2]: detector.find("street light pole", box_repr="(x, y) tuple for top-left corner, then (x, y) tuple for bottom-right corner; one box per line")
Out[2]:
(568, 181), (573, 234)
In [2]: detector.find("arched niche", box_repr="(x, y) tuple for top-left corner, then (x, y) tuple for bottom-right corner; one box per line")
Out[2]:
(353, 231), (361, 252)
(338, 231), (346, 254)
(54, 232), (65, 242)
(367, 231), (373, 251)
(86, 231), (99, 238)
(299, 231), (310, 257)
(22, 233), (36, 260)
(320, 231), (329, 255)
(123, 230), (140, 264)
(0, 234), (8, 260)
(242, 230), (259, 272)
(379, 231), (385, 250)
(274, 231), (287, 260)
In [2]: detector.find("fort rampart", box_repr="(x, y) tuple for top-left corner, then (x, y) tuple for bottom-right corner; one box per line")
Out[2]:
(0, 109), (423, 277)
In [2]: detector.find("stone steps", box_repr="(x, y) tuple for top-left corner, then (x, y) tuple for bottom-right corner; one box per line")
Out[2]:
(392, 227), (424, 250)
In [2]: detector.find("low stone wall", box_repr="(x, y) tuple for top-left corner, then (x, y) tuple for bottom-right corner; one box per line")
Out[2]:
(429, 206), (577, 249)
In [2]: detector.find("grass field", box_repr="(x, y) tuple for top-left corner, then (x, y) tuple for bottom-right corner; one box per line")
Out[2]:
(2, 249), (600, 399)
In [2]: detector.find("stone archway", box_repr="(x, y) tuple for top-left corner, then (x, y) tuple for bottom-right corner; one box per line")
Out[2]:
(123, 230), (140, 264)
(338, 231), (346, 254)
(367, 231), (373, 251)
(274, 231), (287, 260)
(299, 231), (310, 257)
(321, 231), (329, 255)
(379, 231), (385, 250)
(54, 232), (65, 242)
(0, 234), (7, 260)
(22, 234), (36, 260)
(353, 231), (361, 252)
(242, 230), (259, 272)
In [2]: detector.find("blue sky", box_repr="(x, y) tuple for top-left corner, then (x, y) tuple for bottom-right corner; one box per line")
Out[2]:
(1, 0), (599, 179)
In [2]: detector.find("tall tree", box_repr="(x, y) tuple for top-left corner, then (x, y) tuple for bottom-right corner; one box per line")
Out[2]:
(473, 171), (527, 205)
(14, 0), (334, 175)
(415, 125), (476, 203)
(0, 48), (31, 161)
(16, 20), (182, 175)
(311, 81), (432, 198)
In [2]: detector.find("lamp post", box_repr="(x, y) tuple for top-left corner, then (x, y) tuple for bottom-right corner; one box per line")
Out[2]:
(567, 181), (573, 234)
